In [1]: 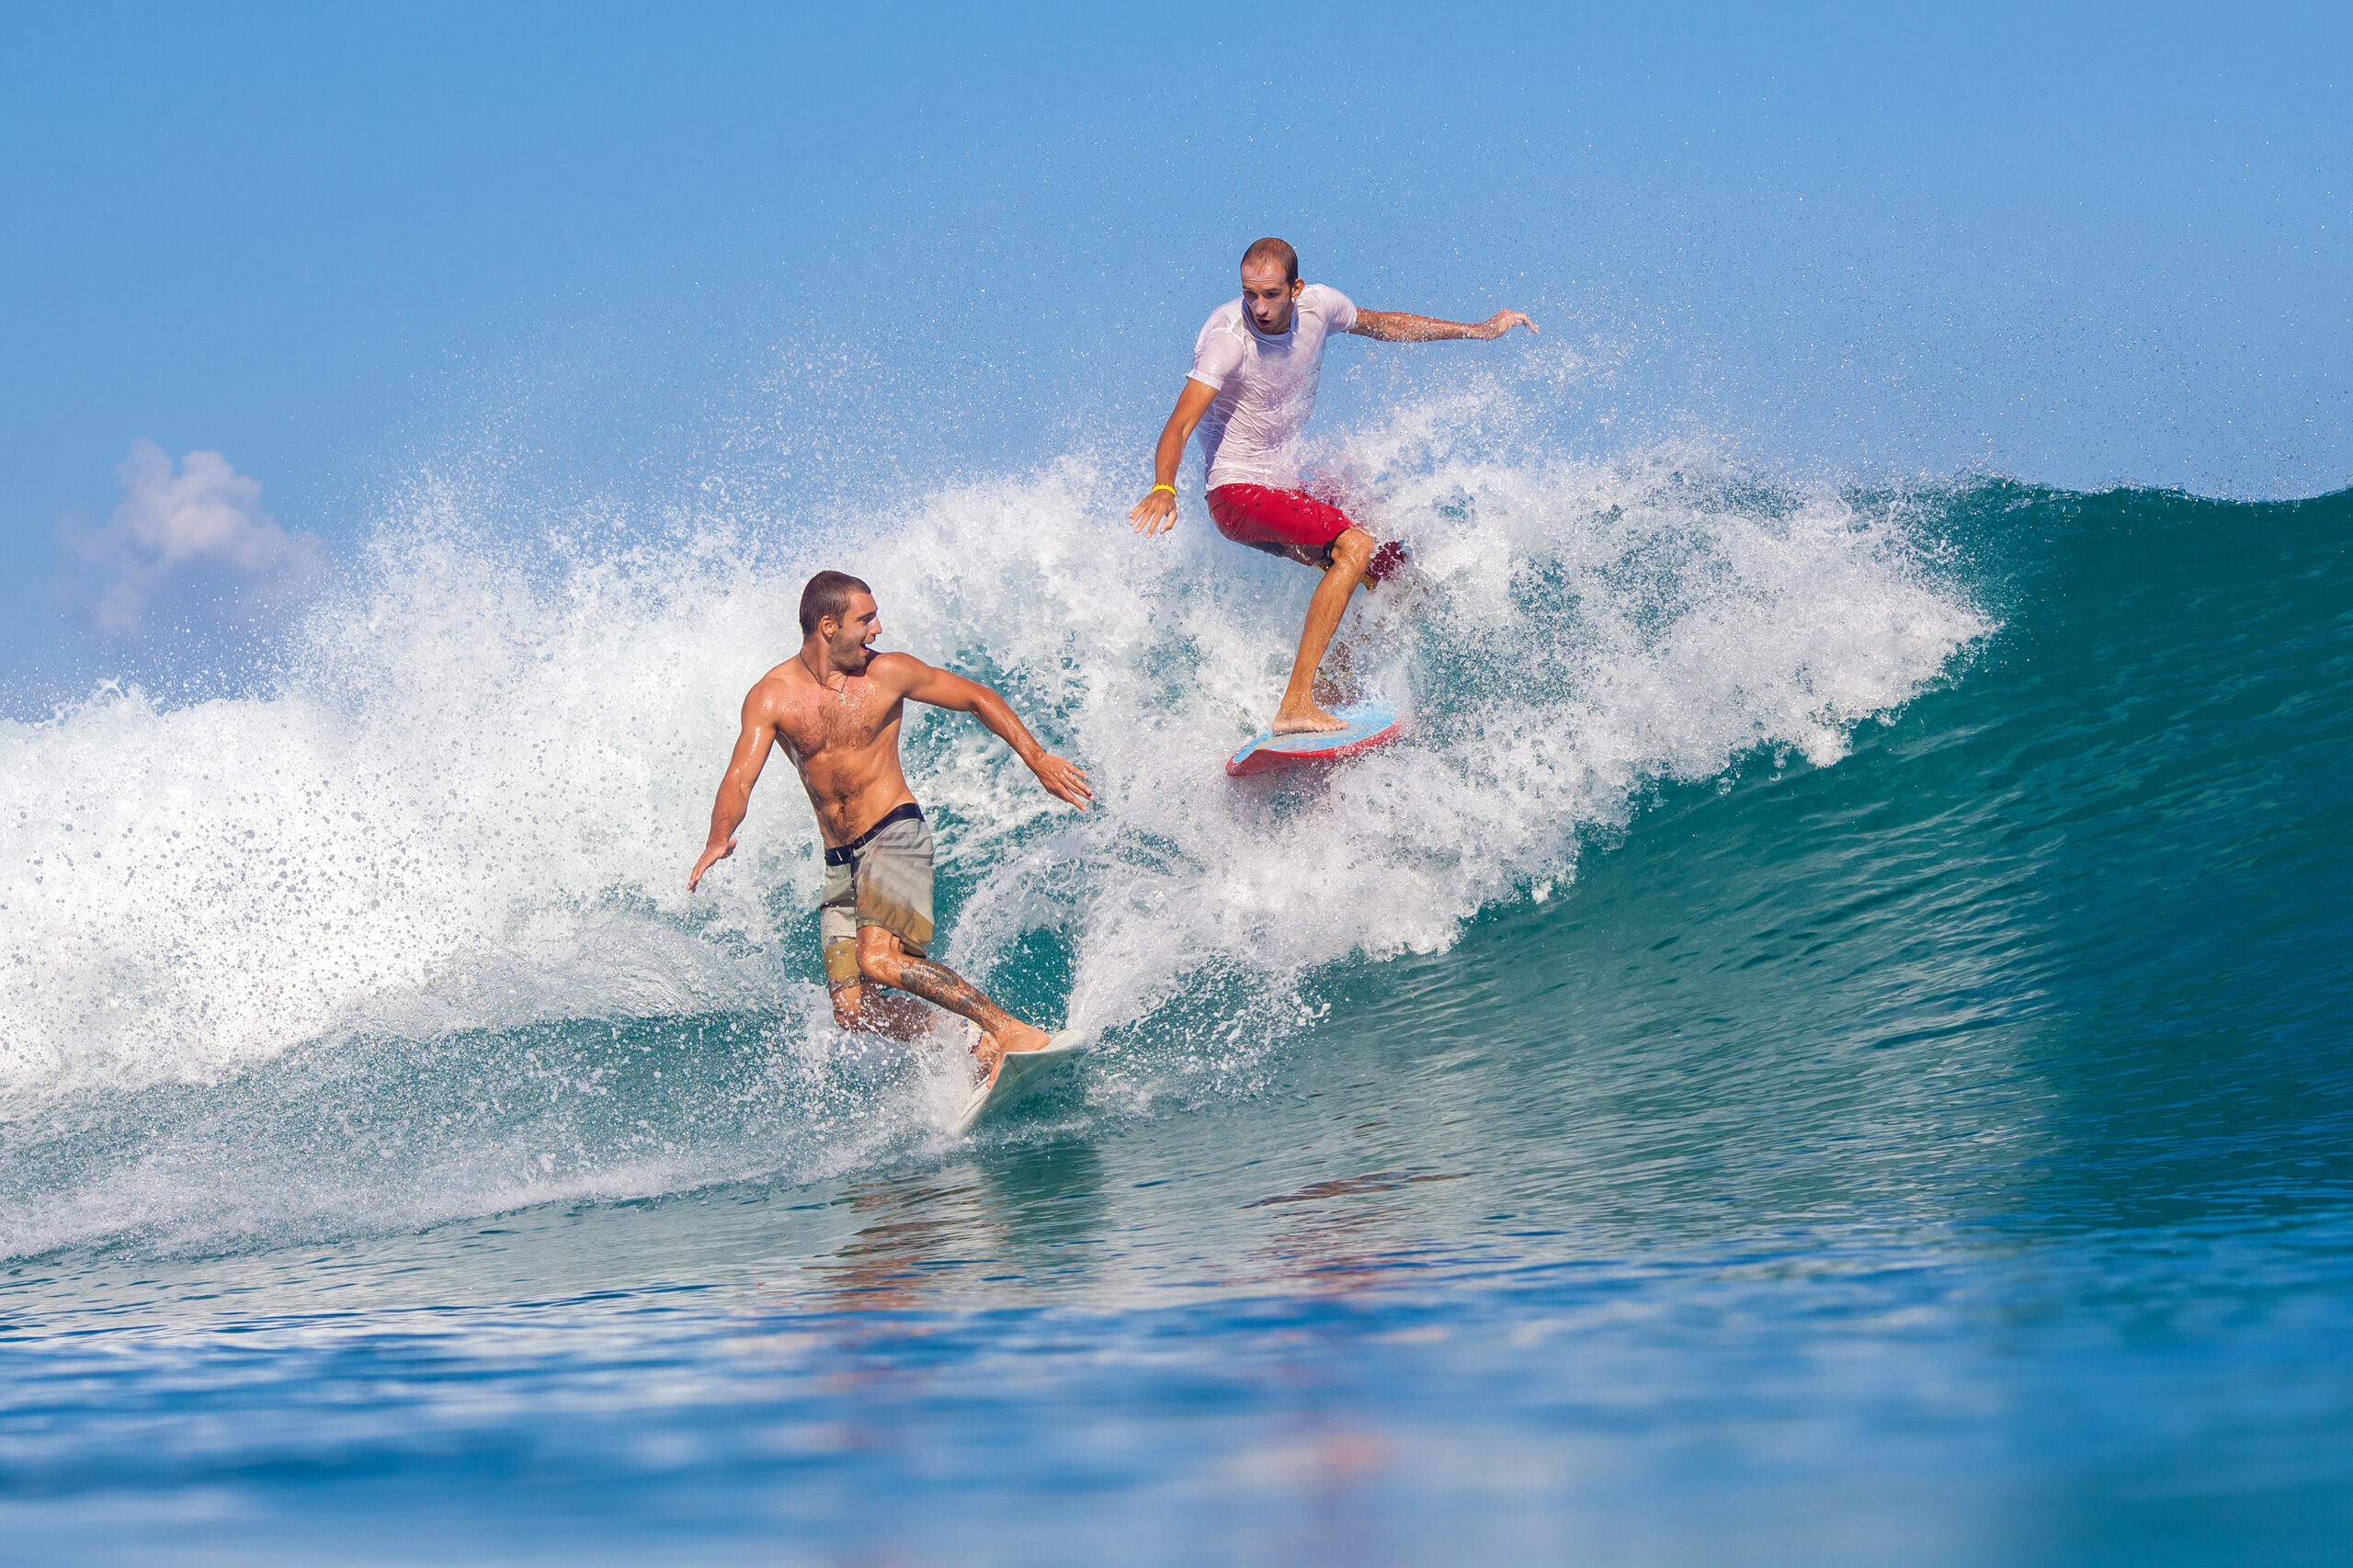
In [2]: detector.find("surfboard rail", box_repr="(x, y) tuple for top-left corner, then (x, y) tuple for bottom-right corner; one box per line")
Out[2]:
(1225, 703), (1408, 777)
(951, 1032), (1090, 1135)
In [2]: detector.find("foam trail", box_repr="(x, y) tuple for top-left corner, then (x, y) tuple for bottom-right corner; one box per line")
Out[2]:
(0, 396), (1989, 1256)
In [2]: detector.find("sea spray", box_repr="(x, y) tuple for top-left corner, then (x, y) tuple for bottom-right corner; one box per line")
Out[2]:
(0, 405), (1986, 1256)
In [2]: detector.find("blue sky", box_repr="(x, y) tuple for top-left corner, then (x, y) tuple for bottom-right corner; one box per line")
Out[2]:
(4, 2), (2347, 705)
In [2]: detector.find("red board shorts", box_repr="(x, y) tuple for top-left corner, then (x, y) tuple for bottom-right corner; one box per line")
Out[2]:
(1205, 484), (1408, 585)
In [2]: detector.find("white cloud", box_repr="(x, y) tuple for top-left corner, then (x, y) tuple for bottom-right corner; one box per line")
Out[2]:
(63, 440), (324, 636)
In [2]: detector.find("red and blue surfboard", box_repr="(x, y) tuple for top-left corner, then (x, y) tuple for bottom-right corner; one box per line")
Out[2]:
(1225, 703), (1408, 778)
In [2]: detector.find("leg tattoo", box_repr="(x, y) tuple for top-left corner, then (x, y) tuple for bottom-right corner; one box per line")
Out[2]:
(885, 955), (1016, 1032)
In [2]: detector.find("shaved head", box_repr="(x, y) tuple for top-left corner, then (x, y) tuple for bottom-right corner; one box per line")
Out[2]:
(1241, 236), (1299, 286)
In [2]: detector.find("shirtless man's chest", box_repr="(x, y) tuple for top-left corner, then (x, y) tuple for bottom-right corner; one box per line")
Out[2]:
(768, 670), (913, 842)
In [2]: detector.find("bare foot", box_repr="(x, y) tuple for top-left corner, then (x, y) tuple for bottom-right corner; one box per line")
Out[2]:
(973, 1020), (1051, 1085)
(1272, 702), (1349, 735)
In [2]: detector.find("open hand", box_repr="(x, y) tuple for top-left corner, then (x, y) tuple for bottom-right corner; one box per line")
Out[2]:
(1475, 309), (1538, 340)
(1129, 488), (1178, 536)
(1031, 754), (1094, 811)
(688, 836), (736, 892)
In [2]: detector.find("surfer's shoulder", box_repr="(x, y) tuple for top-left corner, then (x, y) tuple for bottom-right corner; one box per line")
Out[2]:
(860, 650), (931, 691)
(753, 658), (805, 691)
(745, 662), (808, 715)
(1198, 297), (1246, 338)
(1301, 282), (1356, 326)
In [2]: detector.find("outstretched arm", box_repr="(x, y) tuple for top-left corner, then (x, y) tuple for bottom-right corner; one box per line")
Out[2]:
(1351, 308), (1538, 342)
(893, 657), (1094, 811)
(1128, 378), (1221, 536)
(688, 689), (781, 890)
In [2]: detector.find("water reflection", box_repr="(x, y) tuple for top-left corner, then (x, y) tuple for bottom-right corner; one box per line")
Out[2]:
(1242, 1167), (1470, 1298)
(807, 1139), (1108, 1311)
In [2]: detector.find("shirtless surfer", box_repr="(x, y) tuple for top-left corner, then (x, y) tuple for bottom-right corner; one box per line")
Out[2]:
(688, 571), (1093, 1080)
(1130, 237), (1536, 733)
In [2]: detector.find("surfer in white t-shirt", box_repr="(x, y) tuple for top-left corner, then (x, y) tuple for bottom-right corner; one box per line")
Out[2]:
(1129, 236), (1536, 733)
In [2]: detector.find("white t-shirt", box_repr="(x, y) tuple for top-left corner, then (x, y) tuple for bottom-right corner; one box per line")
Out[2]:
(1188, 283), (1358, 491)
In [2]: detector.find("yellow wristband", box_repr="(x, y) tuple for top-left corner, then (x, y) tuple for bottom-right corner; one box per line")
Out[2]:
(1150, 483), (1176, 495)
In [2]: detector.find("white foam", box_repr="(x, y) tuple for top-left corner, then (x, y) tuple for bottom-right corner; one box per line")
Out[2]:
(4, 491), (809, 1098)
(0, 397), (1989, 1250)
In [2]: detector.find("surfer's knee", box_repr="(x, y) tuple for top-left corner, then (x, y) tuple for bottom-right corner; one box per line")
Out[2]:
(829, 983), (864, 1030)
(1329, 528), (1375, 570)
(855, 928), (904, 985)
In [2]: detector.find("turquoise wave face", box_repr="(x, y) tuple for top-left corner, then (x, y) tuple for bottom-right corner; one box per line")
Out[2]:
(1335, 481), (2353, 1249)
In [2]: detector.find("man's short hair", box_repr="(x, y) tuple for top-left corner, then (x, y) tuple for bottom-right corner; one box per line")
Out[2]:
(799, 570), (871, 635)
(1241, 236), (1299, 286)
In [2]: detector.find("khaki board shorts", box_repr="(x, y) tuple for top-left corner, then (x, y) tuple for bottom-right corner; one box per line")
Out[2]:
(819, 803), (936, 989)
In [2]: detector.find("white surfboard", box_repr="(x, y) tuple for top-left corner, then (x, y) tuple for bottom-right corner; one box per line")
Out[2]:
(951, 1032), (1090, 1135)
